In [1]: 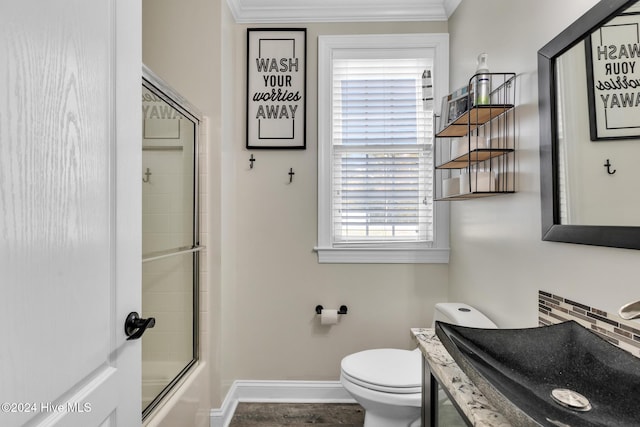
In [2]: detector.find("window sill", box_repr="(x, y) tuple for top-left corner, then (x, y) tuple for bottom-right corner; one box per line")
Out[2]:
(313, 246), (450, 264)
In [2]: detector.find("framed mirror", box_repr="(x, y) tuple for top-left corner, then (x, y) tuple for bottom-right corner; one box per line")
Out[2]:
(539, 0), (640, 249)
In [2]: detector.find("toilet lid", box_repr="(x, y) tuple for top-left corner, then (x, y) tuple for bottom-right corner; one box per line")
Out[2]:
(341, 349), (421, 393)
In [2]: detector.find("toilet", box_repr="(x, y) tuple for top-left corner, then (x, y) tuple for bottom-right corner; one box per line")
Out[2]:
(340, 303), (497, 427)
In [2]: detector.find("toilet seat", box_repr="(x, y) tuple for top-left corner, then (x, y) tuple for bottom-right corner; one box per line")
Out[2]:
(341, 349), (421, 394)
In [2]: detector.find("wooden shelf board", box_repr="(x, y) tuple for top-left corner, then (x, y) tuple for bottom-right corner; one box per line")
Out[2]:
(436, 104), (514, 138)
(435, 149), (514, 169)
(436, 191), (515, 201)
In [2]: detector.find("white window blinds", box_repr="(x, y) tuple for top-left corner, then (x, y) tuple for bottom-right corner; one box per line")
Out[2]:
(331, 56), (434, 244)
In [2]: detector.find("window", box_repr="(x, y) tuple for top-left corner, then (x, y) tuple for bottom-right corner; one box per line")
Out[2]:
(316, 34), (449, 263)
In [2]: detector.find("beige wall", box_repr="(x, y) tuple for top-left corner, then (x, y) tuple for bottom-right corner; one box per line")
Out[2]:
(220, 17), (450, 391)
(447, 0), (640, 328)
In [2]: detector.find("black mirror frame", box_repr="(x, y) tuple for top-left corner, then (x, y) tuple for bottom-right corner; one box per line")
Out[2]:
(538, 0), (640, 250)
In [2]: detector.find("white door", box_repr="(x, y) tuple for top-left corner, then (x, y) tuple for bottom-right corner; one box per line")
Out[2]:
(0, 0), (142, 426)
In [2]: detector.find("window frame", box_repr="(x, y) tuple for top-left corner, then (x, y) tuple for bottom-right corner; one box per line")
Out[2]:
(315, 33), (450, 264)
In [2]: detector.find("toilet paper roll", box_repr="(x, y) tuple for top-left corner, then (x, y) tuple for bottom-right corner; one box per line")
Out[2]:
(451, 135), (490, 158)
(443, 176), (460, 197)
(459, 171), (496, 194)
(320, 309), (339, 325)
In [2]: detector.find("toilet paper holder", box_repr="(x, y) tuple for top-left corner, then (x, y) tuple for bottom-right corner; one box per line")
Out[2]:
(315, 305), (348, 315)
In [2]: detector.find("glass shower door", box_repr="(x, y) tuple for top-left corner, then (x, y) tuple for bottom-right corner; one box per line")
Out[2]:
(141, 66), (201, 419)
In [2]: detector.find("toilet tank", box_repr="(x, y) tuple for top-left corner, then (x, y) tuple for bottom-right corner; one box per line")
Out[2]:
(432, 303), (497, 328)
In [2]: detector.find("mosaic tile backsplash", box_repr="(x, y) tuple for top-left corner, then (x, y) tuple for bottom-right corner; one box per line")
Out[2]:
(539, 290), (640, 358)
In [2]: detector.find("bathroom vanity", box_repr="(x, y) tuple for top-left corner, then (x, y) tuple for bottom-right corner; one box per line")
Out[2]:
(411, 328), (511, 427)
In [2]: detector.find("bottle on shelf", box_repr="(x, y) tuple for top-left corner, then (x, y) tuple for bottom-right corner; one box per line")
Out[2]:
(474, 53), (491, 105)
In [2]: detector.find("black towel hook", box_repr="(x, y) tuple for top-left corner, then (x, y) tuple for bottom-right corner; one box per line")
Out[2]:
(604, 159), (616, 175)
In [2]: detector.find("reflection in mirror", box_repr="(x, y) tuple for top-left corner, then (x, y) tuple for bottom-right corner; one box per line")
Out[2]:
(141, 66), (201, 419)
(555, 4), (640, 226)
(538, 0), (640, 249)
(141, 86), (195, 250)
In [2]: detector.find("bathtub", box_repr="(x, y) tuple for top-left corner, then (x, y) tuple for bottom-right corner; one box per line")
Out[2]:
(142, 360), (190, 410)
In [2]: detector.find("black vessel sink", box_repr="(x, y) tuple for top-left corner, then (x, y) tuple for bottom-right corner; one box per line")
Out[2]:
(435, 320), (640, 427)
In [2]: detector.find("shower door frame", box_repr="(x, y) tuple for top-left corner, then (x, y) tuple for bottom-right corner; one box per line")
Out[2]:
(141, 64), (202, 420)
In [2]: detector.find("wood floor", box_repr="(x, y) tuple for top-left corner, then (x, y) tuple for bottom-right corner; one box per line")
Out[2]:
(228, 403), (365, 426)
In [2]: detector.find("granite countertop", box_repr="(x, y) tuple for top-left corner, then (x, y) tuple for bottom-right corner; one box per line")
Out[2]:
(411, 328), (512, 427)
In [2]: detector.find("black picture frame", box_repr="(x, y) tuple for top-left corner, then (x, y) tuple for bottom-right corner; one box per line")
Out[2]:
(246, 28), (307, 149)
(585, 8), (640, 140)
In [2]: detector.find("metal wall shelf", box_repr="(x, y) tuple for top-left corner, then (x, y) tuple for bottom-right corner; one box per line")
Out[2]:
(434, 73), (516, 201)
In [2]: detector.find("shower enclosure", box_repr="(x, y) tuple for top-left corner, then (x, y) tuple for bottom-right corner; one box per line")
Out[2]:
(141, 66), (201, 419)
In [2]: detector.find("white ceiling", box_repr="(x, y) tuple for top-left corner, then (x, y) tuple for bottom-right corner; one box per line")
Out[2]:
(225, 0), (461, 23)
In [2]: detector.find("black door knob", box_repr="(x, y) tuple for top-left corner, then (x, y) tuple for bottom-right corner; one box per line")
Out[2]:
(124, 311), (156, 340)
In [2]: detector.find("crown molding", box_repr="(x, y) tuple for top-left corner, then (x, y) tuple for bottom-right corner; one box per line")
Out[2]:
(444, 0), (462, 17)
(226, 0), (461, 23)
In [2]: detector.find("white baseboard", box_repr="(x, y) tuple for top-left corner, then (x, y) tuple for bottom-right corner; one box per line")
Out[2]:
(209, 380), (355, 427)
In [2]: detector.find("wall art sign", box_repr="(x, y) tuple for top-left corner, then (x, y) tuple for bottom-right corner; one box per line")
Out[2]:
(586, 10), (640, 140)
(247, 28), (306, 149)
